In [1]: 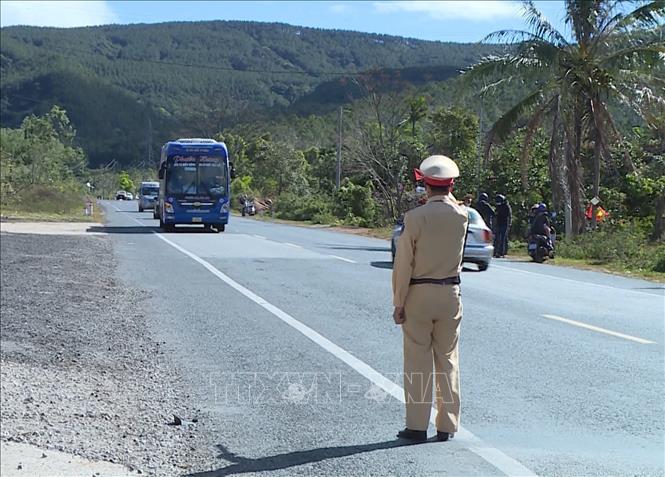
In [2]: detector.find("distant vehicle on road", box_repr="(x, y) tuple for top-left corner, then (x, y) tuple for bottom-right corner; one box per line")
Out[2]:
(138, 181), (159, 212)
(116, 190), (128, 200)
(391, 206), (494, 271)
(125, 192), (134, 200)
(155, 138), (234, 232)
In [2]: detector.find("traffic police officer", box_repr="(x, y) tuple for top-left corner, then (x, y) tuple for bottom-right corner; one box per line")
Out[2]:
(392, 155), (468, 442)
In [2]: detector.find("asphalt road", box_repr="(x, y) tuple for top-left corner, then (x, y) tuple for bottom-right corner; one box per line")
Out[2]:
(102, 200), (664, 477)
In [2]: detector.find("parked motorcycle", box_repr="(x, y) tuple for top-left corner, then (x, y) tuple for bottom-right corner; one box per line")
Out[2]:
(241, 198), (256, 217)
(527, 231), (555, 263)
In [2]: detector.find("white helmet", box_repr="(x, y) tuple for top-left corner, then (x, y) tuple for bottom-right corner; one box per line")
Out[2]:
(415, 155), (459, 186)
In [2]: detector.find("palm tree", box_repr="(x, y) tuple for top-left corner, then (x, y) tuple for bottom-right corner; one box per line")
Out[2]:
(467, 0), (664, 234)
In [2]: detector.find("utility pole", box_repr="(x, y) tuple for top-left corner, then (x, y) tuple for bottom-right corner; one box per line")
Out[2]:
(475, 92), (484, 197)
(147, 117), (153, 176)
(336, 106), (342, 189)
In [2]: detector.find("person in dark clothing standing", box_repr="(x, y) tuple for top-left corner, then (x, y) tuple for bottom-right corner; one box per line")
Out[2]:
(475, 192), (495, 230)
(493, 194), (512, 257)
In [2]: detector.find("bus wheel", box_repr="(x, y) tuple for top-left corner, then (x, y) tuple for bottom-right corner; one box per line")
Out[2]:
(217, 224), (225, 233)
(160, 219), (174, 232)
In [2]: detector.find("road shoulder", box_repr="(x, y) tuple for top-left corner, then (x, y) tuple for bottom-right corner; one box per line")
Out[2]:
(0, 227), (213, 475)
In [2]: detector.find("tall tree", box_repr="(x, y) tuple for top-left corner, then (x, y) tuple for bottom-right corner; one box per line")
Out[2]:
(466, 0), (664, 235)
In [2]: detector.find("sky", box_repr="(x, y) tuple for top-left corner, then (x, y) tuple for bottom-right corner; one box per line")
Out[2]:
(0, 1), (569, 43)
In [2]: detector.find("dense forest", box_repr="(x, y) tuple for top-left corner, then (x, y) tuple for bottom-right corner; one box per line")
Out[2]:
(0, 20), (501, 167)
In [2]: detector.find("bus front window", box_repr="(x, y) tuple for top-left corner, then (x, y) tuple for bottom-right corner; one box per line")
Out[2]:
(165, 156), (227, 197)
(199, 162), (227, 198)
(167, 165), (197, 195)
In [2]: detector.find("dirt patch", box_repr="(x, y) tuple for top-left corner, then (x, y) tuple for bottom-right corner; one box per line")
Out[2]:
(0, 233), (214, 475)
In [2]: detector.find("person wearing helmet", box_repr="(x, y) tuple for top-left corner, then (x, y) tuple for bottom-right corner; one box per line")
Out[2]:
(530, 203), (551, 239)
(475, 192), (495, 230)
(493, 194), (512, 257)
(392, 155), (468, 443)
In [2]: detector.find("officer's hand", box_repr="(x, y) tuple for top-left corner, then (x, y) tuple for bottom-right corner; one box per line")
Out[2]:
(393, 306), (406, 325)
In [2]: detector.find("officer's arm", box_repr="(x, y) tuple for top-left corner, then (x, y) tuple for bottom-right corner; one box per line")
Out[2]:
(392, 213), (417, 307)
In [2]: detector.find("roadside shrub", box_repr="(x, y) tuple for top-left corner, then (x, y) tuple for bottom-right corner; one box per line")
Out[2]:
(3, 184), (86, 215)
(334, 180), (379, 227)
(653, 246), (665, 273)
(275, 192), (334, 222)
(557, 221), (664, 274)
(558, 223), (645, 263)
(311, 211), (337, 225)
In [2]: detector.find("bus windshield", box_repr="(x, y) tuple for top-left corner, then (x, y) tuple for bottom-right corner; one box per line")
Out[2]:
(166, 156), (227, 198)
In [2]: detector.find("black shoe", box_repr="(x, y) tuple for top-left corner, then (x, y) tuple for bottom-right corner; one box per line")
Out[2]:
(397, 428), (427, 442)
(436, 431), (454, 441)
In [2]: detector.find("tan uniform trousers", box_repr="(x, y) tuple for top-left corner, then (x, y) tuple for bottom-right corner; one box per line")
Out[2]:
(403, 282), (462, 433)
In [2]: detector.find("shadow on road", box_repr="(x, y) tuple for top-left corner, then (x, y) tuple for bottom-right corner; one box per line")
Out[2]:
(87, 226), (158, 234)
(370, 261), (393, 270)
(371, 262), (479, 272)
(326, 245), (391, 252)
(87, 225), (220, 234)
(188, 440), (424, 476)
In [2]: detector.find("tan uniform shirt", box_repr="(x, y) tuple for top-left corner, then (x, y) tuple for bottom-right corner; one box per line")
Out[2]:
(392, 194), (468, 307)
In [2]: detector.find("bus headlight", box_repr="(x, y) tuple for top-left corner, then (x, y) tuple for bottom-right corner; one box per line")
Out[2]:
(164, 202), (174, 213)
(221, 203), (229, 213)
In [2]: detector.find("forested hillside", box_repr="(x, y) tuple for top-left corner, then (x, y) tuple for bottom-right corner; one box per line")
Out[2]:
(1, 21), (500, 167)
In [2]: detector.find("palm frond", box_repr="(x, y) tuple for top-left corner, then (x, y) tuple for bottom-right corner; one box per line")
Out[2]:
(483, 29), (556, 46)
(601, 43), (665, 69)
(521, 1), (569, 46)
(614, 0), (665, 30)
(484, 87), (548, 159)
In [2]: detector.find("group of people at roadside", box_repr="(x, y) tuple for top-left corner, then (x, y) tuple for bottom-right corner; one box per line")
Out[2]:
(472, 192), (512, 258)
(461, 192), (553, 258)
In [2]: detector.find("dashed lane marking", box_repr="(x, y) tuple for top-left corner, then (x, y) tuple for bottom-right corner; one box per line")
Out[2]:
(330, 255), (357, 264)
(542, 314), (656, 345)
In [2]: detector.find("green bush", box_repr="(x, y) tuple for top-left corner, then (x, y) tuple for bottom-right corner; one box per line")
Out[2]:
(275, 192), (334, 222)
(653, 247), (665, 273)
(557, 222), (664, 273)
(334, 180), (378, 227)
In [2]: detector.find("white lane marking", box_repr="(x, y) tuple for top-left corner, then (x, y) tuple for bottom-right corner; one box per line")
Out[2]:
(138, 221), (536, 477)
(330, 255), (357, 264)
(284, 242), (303, 249)
(542, 314), (656, 345)
(493, 264), (662, 298)
(253, 234), (267, 240)
(111, 204), (121, 212)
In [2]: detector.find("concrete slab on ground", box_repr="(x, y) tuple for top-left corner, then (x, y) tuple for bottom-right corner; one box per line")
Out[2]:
(0, 441), (134, 477)
(0, 222), (104, 235)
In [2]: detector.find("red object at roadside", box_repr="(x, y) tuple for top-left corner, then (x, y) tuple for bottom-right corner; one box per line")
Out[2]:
(585, 205), (608, 222)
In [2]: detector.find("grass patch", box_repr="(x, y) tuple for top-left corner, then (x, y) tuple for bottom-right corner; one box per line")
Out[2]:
(1, 185), (100, 222)
(507, 229), (664, 282)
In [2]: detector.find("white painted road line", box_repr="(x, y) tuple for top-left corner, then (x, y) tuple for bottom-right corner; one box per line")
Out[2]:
(283, 242), (303, 249)
(136, 219), (536, 477)
(542, 314), (656, 345)
(253, 234), (267, 240)
(493, 264), (663, 298)
(330, 255), (357, 264)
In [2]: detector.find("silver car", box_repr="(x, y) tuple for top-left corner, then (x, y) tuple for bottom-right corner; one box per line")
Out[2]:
(391, 206), (494, 271)
(138, 182), (160, 212)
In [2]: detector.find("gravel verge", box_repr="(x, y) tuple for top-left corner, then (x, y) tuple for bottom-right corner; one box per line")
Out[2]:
(0, 231), (214, 475)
